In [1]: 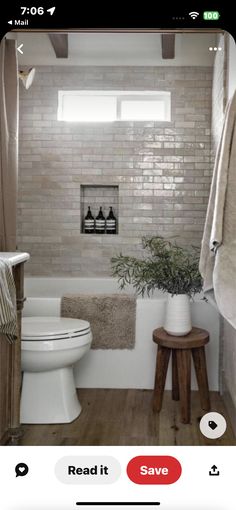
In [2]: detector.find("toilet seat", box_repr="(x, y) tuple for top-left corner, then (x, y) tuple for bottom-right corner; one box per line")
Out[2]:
(22, 316), (90, 341)
(21, 317), (92, 352)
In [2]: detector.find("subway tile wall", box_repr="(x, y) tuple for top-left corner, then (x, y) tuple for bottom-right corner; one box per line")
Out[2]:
(17, 66), (213, 276)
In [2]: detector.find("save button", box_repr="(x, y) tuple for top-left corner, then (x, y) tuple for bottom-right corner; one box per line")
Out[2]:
(127, 456), (182, 484)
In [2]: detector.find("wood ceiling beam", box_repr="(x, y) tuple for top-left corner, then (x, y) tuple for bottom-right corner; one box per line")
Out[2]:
(161, 34), (175, 59)
(48, 34), (68, 58)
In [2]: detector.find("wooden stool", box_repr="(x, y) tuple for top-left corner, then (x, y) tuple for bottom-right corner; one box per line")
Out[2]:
(152, 327), (210, 424)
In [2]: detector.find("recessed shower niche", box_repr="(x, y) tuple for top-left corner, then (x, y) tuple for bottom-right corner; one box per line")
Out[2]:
(80, 185), (119, 234)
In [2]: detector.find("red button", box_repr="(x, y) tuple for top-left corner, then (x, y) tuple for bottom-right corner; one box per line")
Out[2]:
(127, 456), (182, 484)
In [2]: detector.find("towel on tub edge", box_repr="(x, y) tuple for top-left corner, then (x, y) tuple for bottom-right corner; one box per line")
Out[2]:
(61, 293), (136, 349)
(0, 258), (17, 343)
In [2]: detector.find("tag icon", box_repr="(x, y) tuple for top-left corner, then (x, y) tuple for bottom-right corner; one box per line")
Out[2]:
(208, 420), (218, 430)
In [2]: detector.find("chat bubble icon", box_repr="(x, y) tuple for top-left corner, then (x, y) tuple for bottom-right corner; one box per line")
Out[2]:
(15, 463), (29, 477)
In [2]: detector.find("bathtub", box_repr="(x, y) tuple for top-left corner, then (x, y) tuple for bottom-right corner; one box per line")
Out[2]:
(23, 277), (220, 391)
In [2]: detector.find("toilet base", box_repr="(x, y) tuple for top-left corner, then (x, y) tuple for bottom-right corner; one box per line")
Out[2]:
(20, 367), (81, 424)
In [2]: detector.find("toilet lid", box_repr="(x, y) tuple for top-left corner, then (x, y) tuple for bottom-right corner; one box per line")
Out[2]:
(22, 316), (91, 341)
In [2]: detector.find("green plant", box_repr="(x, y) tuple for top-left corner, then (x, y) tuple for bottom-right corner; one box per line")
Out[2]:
(111, 236), (203, 298)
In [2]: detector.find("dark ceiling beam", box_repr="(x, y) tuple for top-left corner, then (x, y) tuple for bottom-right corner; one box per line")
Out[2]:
(161, 34), (175, 59)
(48, 34), (68, 58)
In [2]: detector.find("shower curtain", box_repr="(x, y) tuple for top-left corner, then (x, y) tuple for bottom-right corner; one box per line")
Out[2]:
(0, 38), (18, 251)
(199, 90), (236, 328)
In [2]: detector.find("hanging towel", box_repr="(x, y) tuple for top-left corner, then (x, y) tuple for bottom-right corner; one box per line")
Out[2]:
(199, 90), (236, 327)
(61, 293), (136, 349)
(0, 258), (17, 342)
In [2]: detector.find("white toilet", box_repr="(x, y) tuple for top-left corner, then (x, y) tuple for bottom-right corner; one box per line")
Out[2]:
(20, 316), (92, 424)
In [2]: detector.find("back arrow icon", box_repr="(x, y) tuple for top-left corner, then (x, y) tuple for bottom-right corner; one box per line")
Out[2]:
(17, 44), (24, 55)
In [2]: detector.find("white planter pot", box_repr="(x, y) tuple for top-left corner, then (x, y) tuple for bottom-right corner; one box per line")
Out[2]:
(164, 293), (192, 336)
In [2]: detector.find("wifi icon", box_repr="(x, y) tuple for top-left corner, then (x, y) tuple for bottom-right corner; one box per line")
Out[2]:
(189, 11), (199, 19)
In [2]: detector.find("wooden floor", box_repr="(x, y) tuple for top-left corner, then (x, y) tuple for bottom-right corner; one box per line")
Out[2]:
(21, 389), (236, 446)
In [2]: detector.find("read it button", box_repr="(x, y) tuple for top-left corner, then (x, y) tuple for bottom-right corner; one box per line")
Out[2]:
(127, 456), (182, 484)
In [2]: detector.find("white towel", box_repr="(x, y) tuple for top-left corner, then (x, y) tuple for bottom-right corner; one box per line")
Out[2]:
(199, 90), (236, 327)
(0, 258), (17, 342)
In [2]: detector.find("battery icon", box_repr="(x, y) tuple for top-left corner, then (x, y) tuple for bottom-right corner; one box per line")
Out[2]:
(203, 11), (220, 20)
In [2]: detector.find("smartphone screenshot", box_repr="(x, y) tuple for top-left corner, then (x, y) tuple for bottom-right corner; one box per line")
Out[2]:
(0, 3), (236, 509)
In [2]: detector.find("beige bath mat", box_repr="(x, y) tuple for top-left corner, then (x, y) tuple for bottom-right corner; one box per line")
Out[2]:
(61, 294), (136, 349)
